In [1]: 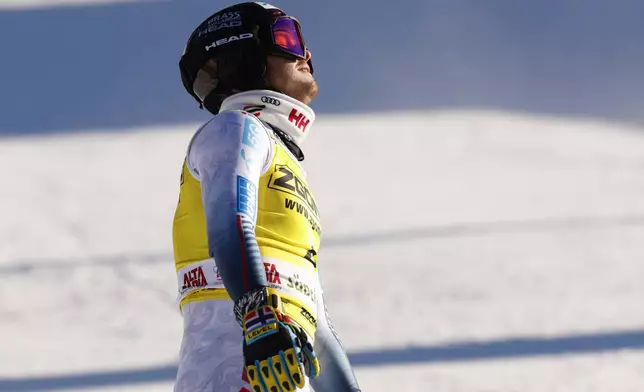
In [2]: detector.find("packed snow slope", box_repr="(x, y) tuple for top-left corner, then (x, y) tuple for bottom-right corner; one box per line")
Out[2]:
(1, 110), (644, 391)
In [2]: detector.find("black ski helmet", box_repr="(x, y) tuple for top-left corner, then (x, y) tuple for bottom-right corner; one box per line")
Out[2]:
(179, 2), (313, 114)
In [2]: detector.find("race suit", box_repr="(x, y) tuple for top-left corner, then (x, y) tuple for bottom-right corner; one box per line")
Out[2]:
(172, 90), (361, 392)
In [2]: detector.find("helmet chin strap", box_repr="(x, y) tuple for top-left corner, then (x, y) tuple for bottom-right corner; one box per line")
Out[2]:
(202, 92), (228, 114)
(202, 55), (286, 115)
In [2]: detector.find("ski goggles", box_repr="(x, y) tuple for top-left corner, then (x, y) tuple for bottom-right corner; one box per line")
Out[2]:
(270, 16), (308, 60)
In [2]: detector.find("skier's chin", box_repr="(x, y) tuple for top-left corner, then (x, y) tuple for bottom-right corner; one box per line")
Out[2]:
(291, 77), (318, 105)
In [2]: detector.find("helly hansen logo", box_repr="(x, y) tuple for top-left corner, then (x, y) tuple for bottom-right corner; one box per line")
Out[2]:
(182, 266), (208, 291)
(288, 109), (310, 132)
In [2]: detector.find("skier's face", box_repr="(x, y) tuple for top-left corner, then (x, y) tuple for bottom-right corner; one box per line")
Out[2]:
(266, 50), (318, 105)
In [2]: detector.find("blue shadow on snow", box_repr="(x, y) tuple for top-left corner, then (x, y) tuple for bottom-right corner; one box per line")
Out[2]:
(2, 328), (644, 390)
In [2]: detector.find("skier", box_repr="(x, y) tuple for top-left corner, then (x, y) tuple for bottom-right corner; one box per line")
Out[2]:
(172, 2), (361, 391)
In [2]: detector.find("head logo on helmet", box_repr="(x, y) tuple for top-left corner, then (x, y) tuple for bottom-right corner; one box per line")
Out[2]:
(205, 33), (254, 51)
(179, 1), (313, 115)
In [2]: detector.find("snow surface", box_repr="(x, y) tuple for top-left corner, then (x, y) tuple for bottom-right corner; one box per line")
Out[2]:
(2, 110), (644, 391)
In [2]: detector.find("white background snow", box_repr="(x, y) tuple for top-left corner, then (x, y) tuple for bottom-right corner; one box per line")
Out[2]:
(2, 1), (644, 391)
(2, 109), (644, 391)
